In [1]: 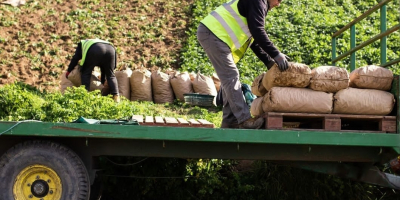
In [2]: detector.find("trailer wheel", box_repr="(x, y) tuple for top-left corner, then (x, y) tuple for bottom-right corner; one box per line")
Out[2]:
(0, 140), (90, 200)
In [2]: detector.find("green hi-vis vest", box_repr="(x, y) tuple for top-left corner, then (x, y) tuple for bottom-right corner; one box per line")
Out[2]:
(79, 39), (111, 66)
(201, 0), (253, 63)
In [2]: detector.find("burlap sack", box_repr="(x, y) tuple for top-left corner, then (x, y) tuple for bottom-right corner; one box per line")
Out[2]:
(101, 80), (110, 96)
(189, 72), (197, 82)
(263, 62), (312, 91)
(60, 72), (74, 94)
(251, 72), (267, 97)
(67, 65), (81, 86)
(309, 66), (349, 93)
(152, 70), (174, 104)
(165, 68), (177, 76)
(89, 71), (103, 91)
(333, 87), (395, 115)
(250, 97), (264, 117)
(192, 73), (218, 96)
(212, 73), (221, 92)
(115, 68), (132, 100)
(170, 72), (194, 101)
(130, 68), (152, 102)
(66, 66), (103, 91)
(262, 87), (333, 114)
(349, 65), (393, 91)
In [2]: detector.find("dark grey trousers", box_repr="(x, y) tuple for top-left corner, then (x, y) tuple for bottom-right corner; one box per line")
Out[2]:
(197, 23), (251, 124)
(81, 43), (119, 95)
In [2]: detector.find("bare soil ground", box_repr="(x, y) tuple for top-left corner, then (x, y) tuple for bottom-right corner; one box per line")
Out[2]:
(0, 0), (193, 92)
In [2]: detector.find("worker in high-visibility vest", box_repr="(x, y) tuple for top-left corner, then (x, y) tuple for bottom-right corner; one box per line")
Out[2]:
(198, 0), (289, 129)
(66, 39), (120, 102)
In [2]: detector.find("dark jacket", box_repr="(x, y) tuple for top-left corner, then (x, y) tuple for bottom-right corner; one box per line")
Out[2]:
(238, 0), (280, 68)
(67, 42), (83, 73)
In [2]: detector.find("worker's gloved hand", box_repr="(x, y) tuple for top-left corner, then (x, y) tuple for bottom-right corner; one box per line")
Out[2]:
(65, 71), (70, 78)
(273, 53), (290, 71)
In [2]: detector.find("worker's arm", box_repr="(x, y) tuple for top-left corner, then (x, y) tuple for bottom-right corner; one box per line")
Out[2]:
(250, 42), (275, 70)
(238, 0), (280, 58)
(67, 42), (83, 72)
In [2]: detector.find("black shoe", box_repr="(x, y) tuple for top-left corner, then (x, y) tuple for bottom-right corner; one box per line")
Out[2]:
(239, 117), (264, 129)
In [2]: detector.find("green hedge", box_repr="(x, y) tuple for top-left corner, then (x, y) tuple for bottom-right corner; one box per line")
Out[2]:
(180, 0), (400, 84)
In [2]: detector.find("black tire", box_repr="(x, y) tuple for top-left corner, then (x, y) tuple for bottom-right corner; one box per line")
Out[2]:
(0, 140), (90, 200)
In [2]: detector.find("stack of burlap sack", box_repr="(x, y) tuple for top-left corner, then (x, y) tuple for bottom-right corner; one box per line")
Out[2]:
(60, 66), (220, 104)
(250, 63), (395, 117)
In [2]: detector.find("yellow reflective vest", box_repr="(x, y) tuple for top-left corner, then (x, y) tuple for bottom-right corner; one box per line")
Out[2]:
(201, 0), (253, 63)
(79, 39), (111, 66)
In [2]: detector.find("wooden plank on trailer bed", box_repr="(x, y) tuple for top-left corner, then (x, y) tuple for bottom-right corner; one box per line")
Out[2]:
(144, 116), (155, 126)
(177, 118), (190, 127)
(131, 115), (143, 123)
(188, 119), (202, 127)
(197, 119), (215, 128)
(155, 116), (165, 125)
(165, 117), (179, 127)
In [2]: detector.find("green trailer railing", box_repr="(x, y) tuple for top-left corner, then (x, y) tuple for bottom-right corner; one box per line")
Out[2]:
(331, 0), (400, 70)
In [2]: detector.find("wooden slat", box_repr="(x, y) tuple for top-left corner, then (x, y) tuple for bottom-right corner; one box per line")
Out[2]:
(197, 119), (215, 128)
(164, 117), (180, 127)
(131, 115), (143, 123)
(155, 116), (165, 125)
(177, 118), (190, 127)
(144, 116), (155, 126)
(264, 112), (396, 133)
(177, 118), (189, 125)
(136, 117), (215, 128)
(188, 119), (202, 127)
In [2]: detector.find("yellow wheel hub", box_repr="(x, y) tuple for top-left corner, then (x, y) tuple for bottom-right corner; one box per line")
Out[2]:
(13, 165), (62, 200)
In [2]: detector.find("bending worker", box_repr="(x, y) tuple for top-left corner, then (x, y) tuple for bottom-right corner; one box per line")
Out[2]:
(197, 0), (290, 129)
(66, 39), (120, 102)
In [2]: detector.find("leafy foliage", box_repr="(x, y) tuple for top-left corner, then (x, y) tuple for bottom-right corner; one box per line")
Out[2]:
(0, 82), (222, 126)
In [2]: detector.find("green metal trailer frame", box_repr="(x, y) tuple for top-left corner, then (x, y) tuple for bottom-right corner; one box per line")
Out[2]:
(0, 97), (399, 197)
(1, 0), (399, 199)
(1, 74), (400, 196)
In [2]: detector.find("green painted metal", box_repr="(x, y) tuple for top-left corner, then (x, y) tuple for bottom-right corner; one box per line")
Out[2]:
(0, 122), (399, 152)
(331, 38), (336, 66)
(392, 76), (400, 134)
(332, 0), (393, 38)
(380, 5), (387, 65)
(350, 25), (356, 71)
(331, 0), (398, 68)
(332, 24), (400, 64)
(381, 57), (400, 68)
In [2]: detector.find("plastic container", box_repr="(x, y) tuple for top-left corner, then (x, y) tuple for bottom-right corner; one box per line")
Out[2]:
(183, 93), (215, 107)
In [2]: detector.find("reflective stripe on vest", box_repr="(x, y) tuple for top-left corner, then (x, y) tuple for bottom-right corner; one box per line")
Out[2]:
(79, 39), (110, 66)
(201, 0), (253, 63)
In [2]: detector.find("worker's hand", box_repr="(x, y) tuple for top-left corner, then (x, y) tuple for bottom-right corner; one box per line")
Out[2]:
(273, 53), (290, 71)
(65, 71), (70, 78)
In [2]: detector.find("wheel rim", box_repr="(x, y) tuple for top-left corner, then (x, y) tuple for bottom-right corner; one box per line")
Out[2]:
(13, 164), (62, 200)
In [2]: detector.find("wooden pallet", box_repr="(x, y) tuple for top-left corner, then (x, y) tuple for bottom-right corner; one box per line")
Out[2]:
(264, 112), (396, 133)
(131, 115), (214, 128)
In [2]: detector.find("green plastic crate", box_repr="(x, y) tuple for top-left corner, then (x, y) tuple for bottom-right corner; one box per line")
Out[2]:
(183, 93), (215, 107)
